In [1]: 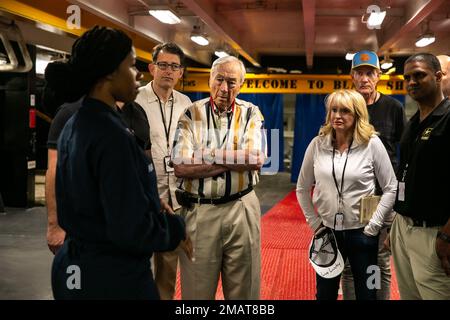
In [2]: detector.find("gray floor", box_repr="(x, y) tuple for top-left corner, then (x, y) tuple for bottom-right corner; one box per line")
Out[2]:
(0, 172), (295, 300)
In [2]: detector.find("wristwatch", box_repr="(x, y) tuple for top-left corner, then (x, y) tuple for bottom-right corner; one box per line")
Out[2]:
(437, 231), (450, 244)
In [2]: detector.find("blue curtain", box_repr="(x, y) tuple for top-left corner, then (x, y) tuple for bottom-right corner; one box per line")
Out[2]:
(390, 94), (405, 106)
(291, 94), (327, 183)
(239, 93), (284, 173)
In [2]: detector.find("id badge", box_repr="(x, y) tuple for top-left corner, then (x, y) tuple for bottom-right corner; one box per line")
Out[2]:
(164, 156), (174, 173)
(398, 182), (405, 202)
(334, 212), (344, 231)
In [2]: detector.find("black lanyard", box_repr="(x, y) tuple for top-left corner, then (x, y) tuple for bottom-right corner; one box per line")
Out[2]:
(152, 84), (174, 149)
(332, 139), (353, 209)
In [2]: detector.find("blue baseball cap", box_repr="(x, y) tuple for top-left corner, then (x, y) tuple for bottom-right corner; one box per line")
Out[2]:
(351, 50), (380, 70)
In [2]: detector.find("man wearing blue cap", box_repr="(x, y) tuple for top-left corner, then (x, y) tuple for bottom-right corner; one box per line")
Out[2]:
(341, 50), (406, 300)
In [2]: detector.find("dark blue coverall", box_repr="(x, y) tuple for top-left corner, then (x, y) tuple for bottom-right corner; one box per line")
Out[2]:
(52, 97), (185, 299)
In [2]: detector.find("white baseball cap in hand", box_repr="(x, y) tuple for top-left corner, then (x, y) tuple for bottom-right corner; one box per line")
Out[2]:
(308, 227), (344, 279)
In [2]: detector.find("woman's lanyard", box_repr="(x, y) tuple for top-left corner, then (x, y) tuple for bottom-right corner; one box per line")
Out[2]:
(332, 139), (353, 230)
(152, 85), (174, 151)
(209, 97), (234, 149)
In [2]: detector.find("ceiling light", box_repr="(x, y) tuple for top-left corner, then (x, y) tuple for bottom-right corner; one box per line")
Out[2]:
(367, 10), (386, 29)
(345, 52), (355, 61)
(380, 54), (394, 70)
(190, 25), (209, 46)
(415, 20), (435, 48)
(214, 50), (229, 58)
(267, 67), (287, 74)
(191, 35), (209, 46)
(148, 9), (181, 24)
(415, 33), (435, 47)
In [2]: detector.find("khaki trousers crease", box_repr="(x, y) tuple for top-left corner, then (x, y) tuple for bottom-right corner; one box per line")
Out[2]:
(179, 191), (261, 300)
(151, 209), (181, 300)
(390, 214), (450, 300)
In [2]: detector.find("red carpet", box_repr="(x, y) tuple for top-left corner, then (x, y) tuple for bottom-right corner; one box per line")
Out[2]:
(174, 190), (400, 300)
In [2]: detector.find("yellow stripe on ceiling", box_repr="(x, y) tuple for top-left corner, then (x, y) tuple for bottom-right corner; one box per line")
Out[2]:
(0, 0), (154, 62)
(0, 0), (85, 36)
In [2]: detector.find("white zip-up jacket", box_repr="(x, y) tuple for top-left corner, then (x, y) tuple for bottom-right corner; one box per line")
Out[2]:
(296, 134), (397, 236)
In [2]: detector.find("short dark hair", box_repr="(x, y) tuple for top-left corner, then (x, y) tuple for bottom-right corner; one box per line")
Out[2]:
(152, 42), (185, 66)
(405, 53), (442, 73)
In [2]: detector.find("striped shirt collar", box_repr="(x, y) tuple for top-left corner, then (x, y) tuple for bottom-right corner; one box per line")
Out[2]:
(210, 96), (235, 116)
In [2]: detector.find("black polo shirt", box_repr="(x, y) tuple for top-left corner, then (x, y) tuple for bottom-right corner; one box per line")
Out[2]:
(367, 93), (406, 170)
(56, 97), (184, 256)
(47, 98), (83, 149)
(394, 97), (450, 225)
(116, 101), (151, 151)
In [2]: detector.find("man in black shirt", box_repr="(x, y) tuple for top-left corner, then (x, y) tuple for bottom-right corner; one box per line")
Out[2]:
(342, 50), (406, 300)
(391, 53), (450, 300)
(46, 99), (82, 254)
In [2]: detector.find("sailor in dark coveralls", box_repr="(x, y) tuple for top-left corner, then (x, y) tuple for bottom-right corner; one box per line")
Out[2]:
(47, 26), (187, 299)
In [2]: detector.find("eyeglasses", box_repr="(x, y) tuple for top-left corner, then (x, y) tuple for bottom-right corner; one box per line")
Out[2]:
(154, 62), (182, 71)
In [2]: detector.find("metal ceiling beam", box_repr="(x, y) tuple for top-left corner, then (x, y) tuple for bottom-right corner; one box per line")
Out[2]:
(377, 0), (445, 55)
(302, 0), (316, 69)
(180, 0), (260, 67)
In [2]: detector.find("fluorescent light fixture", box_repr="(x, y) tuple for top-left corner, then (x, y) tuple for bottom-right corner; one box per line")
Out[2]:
(381, 59), (393, 70)
(190, 35), (209, 46)
(367, 10), (386, 28)
(149, 9), (181, 24)
(214, 50), (229, 58)
(345, 52), (355, 61)
(415, 33), (435, 47)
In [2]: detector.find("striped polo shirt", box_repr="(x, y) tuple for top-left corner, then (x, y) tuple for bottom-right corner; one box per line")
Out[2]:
(172, 97), (267, 198)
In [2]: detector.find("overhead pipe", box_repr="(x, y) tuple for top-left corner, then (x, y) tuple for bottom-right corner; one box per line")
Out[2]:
(0, 22), (33, 73)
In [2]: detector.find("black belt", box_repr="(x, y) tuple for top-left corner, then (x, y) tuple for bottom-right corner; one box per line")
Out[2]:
(186, 187), (253, 205)
(411, 218), (442, 228)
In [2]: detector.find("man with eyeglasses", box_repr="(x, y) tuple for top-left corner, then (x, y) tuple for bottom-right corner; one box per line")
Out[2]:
(135, 42), (192, 300)
(340, 50), (406, 300)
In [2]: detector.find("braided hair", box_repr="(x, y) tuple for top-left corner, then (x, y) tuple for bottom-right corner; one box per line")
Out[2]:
(44, 25), (132, 105)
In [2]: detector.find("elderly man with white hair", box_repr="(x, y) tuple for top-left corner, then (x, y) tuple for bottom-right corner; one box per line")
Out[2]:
(172, 56), (266, 300)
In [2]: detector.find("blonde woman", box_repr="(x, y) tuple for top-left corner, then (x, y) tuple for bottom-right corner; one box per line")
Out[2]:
(296, 89), (397, 300)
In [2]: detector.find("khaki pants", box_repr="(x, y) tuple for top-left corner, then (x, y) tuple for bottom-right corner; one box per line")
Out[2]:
(151, 209), (181, 300)
(390, 214), (450, 300)
(179, 191), (261, 300)
(341, 226), (392, 300)
(153, 247), (180, 300)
